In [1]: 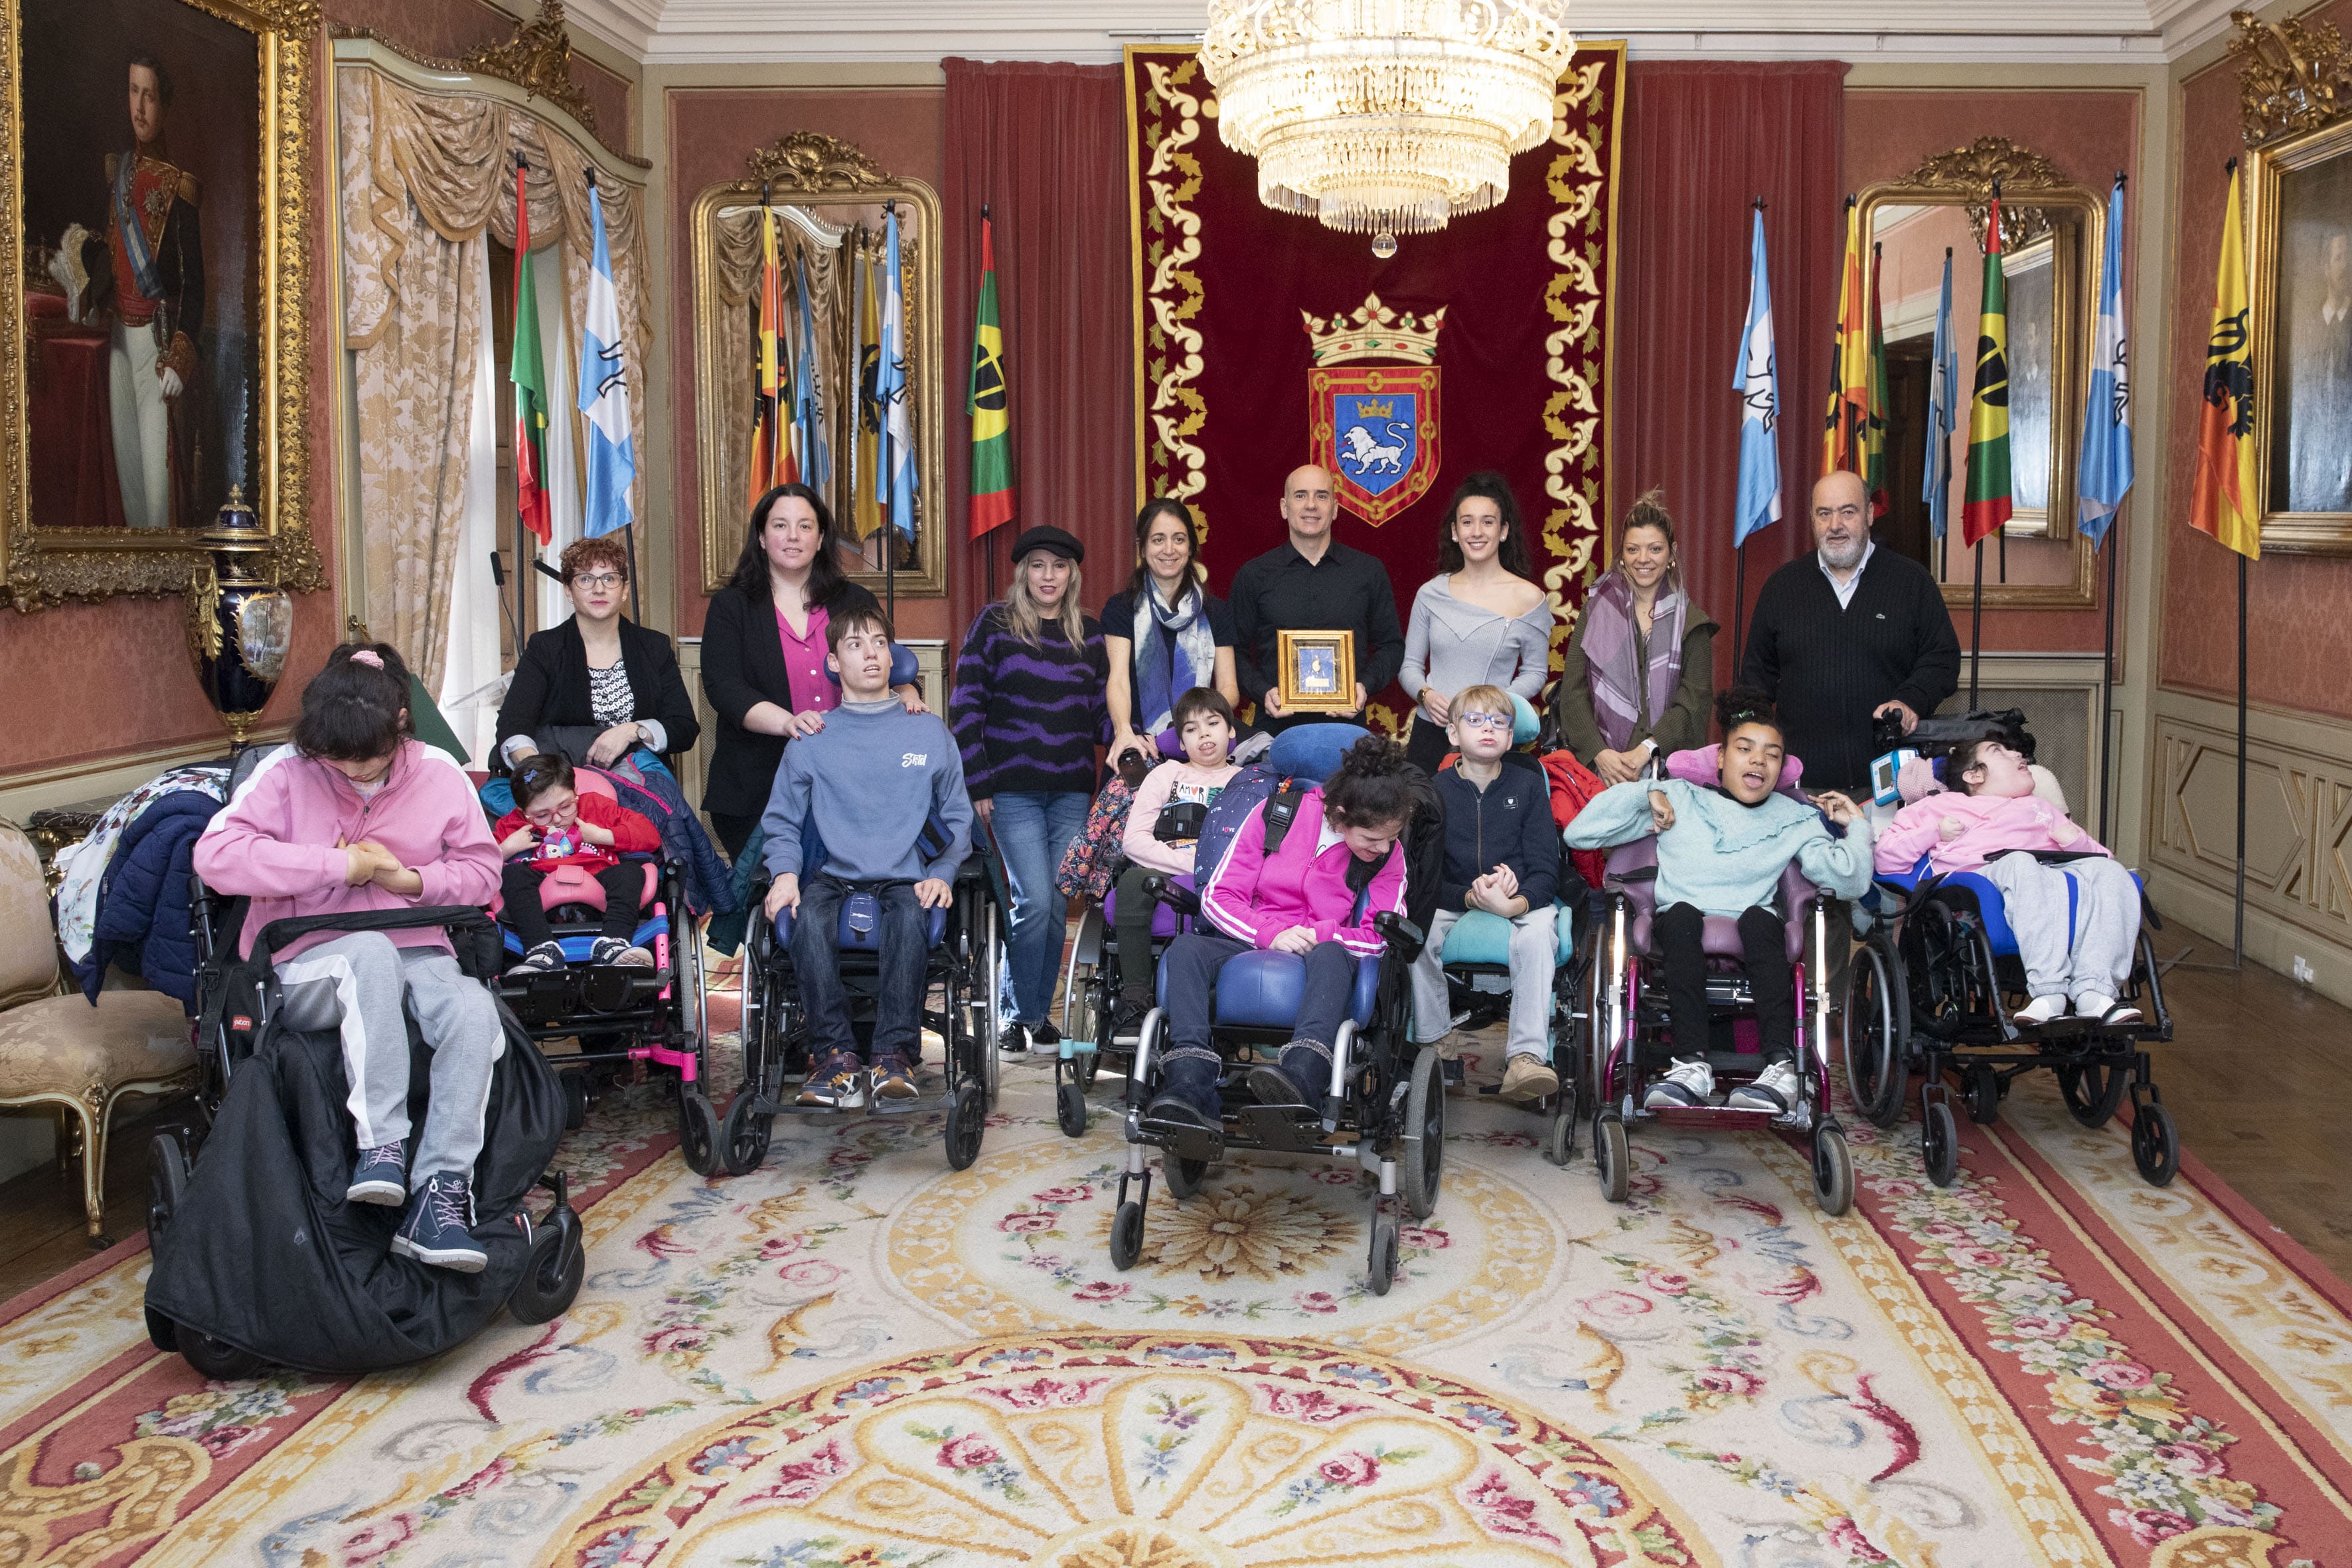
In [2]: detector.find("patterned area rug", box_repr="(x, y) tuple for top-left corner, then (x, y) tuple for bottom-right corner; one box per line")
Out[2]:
(5, 1038), (2349, 1567)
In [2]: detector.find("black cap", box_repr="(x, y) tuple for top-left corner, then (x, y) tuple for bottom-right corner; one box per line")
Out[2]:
(1010, 524), (1083, 565)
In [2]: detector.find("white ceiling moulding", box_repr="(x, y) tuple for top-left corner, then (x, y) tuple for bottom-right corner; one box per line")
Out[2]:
(550, 1), (2271, 69)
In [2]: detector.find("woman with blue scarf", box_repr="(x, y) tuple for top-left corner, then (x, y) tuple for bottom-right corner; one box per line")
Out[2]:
(1103, 499), (1240, 769)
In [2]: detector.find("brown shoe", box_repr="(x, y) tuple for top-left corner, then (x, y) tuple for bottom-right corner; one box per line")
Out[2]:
(1500, 1054), (1559, 1103)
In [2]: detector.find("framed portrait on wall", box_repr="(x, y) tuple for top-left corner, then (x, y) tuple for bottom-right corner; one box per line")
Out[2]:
(2249, 119), (2352, 552)
(1, 0), (321, 609)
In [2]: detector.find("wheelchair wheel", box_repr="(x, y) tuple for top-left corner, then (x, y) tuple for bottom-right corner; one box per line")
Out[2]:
(176, 1322), (263, 1381)
(720, 1090), (773, 1177)
(2131, 1101), (2180, 1186)
(1056, 1079), (1088, 1139)
(1962, 1063), (2001, 1127)
(1812, 1125), (1855, 1216)
(1543, 1108), (1576, 1167)
(945, 1082), (986, 1171)
(1400, 1045), (1444, 1221)
(1594, 1115), (1630, 1204)
(146, 1129), (190, 1249)
(2058, 1061), (2128, 1129)
(1368, 1215), (1399, 1296)
(509, 1206), (585, 1324)
(1162, 1154), (1209, 1201)
(1843, 935), (1908, 1130)
(560, 1071), (589, 1133)
(678, 1087), (721, 1177)
(1109, 1200), (1145, 1271)
(1922, 1099), (1960, 1188)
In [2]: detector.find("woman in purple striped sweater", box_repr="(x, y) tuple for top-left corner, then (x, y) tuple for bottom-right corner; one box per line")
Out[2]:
(951, 526), (1110, 1053)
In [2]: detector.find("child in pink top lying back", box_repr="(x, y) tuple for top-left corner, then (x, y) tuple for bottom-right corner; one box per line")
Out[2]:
(1875, 738), (2142, 1028)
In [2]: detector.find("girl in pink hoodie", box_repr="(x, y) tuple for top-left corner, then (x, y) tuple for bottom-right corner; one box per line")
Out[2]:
(1875, 738), (2142, 1027)
(1144, 736), (1413, 1133)
(193, 644), (504, 1272)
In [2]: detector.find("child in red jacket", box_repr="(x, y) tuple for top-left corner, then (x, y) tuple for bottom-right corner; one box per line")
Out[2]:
(494, 753), (663, 972)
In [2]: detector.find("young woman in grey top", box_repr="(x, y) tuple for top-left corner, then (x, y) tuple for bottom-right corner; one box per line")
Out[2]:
(1399, 471), (1555, 775)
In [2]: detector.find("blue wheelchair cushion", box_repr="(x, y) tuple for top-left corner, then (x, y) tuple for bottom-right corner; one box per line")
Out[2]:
(1439, 903), (1576, 967)
(774, 891), (948, 952)
(1156, 946), (1380, 1030)
(1267, 724), (1371, 786)
(1883, 855), (2141, 959)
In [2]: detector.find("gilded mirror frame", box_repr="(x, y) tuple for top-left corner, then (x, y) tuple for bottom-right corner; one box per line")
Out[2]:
(690, 135), (947, 599)
(1858, 136), (2101, 611)
(2236, 11), (2352, 556)
(0, 0), (323, 611)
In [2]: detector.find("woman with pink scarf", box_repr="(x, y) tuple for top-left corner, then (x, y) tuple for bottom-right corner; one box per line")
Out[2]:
(1555, 492), (1717, 783)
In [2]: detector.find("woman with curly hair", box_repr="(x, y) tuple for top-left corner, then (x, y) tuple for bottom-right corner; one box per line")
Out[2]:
(495, 534), (699, 774)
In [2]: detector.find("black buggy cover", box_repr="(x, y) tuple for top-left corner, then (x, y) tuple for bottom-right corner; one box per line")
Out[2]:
(145, 907), (567, 1373)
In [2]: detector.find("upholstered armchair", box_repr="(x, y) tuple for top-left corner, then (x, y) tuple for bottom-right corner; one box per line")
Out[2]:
(0, 821), (196, 1246)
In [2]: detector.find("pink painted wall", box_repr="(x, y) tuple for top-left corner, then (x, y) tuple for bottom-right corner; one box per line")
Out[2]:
(2161, 4), (2352, 722)
(1846, 87), (2144, 660)
(664, 86), (951, 645)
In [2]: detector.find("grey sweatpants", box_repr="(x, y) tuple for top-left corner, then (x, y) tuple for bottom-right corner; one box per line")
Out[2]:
(1408, 905), (1557, 1059)
(1977, 852), (2139, 1001)
(275, 931), (505, 1180)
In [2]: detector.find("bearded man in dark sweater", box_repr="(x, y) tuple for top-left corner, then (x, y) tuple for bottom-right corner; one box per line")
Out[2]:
(1739, 470), (1961, 793)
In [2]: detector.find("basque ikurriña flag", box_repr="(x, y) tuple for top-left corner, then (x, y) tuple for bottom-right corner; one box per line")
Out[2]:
(1733, 209), (1781, 546)
(876, 204), (917, 541)
(577, 180), (635, 538)
(1962, 192), (2014, 548)
(2078, 176), (2135, 548)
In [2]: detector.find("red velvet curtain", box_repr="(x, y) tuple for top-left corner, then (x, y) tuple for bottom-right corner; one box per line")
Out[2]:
(1612, 62), (1847, 695)
(942, 59), (1134, 652)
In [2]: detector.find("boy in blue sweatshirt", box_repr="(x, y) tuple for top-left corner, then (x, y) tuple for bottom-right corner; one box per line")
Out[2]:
(1564, 688), (1872, 1113)
(1405, 684), (1561, 1103)
(762, 607), (973, 1108)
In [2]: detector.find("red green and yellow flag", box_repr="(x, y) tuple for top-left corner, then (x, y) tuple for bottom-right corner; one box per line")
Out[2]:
(968, 214), (1015, 538)
(2190, 161), (2261, 558)
(1865, 240), (1890, 518)
(510, 163), (551, 546)
(1821, 197), (1870, 477)
(749, 209), (785, 504)
(1962, 193), (2014, 548)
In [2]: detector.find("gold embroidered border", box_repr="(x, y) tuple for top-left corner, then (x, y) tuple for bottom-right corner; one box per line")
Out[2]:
(1126, 46), (1212, 544)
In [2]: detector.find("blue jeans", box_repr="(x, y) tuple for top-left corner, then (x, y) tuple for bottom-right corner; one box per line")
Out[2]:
(990, 790), (1090, 1024)
(787, 876), (929, 1063)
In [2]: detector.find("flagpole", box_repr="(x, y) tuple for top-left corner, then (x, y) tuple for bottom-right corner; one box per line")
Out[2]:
(2234, 550), (2248, 965)
(1969, 542), (1984, 708)
(884, 198), (898, 625)
(2094, 179), (2125, 846)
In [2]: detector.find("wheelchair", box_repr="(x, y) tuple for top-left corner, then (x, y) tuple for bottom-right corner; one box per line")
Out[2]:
(1111, 886), (1435, 1293)
(1575, 844), (1856, 1215)
(1845, 852), (2178, 1187)
(490, 767), (716, 1174)
(724, 850), (1002, 1176)
(1056, 864), (1198, 1138)
(1433, 896), (1589, 1160)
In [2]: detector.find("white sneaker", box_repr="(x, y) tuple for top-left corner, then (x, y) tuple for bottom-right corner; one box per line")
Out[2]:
(2015, 994), (2070, 1026)
(1728, 1059), (1800, 1112)
(2075, 993), (2141, 1026)
(1644, 1056), (1715, 1108)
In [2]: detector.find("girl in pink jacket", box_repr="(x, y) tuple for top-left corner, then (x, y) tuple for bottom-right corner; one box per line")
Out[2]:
(1875, 737), (2141, 1027)
(1144, 736), (1413, 1131)
(193, 644), (505, 1272)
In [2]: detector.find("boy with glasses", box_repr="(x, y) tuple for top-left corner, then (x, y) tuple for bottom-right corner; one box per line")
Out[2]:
(1405, 684), (1562, 1101)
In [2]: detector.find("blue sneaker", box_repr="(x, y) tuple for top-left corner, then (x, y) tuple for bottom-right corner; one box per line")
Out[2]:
(347, 1139), (408, 1206)
(392, 1174), (487, 1273)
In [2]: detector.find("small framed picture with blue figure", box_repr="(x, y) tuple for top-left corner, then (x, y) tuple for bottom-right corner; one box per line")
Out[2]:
(1277, 629), (1356, 712)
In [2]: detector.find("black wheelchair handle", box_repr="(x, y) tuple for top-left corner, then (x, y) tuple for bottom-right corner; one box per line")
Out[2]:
(256, 905), (496, 957)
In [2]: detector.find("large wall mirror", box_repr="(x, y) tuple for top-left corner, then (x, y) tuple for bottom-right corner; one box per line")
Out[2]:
(690, 134), (945, 597)
(1860, 137), (2102, 609)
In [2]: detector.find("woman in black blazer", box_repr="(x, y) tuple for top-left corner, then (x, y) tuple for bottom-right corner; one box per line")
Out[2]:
(495, 535), (700, 771)
(701, 483), (924, 858)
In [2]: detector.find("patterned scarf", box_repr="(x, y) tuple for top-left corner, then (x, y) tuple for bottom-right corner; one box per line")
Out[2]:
(1581, 568), (1685, 753)
(1131, 580), (1218, 735)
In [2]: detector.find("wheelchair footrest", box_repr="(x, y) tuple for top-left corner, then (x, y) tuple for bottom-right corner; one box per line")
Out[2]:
(1057, 1039), (1099, 1058)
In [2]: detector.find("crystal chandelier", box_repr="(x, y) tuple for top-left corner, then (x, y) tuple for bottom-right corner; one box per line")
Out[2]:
(1200, 1), (1576, 246)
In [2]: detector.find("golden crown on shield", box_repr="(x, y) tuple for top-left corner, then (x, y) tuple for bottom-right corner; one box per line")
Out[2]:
(1301, 293), (1449, 366)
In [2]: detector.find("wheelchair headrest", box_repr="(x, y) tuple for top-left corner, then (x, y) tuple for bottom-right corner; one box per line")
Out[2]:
(1666, 745), (1804, 797)
(1267, 723), (1371, 785)
(1510, 692), (1539, 745)
(228, 742), (285, 799)
(574, 769), (619, 803)
(823, 641), (921, 690)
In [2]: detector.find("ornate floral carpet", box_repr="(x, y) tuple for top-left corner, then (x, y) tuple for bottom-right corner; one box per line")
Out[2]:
(5, 1036), (2349, 1567)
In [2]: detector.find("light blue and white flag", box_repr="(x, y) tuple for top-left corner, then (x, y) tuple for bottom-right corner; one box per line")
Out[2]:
(1924, 250), (1960, 540)
(875, 206), (918, 541)
(1733, 209), (1782, 546)
(2078, 176), (2134, 548)
(576, 180), (635, 538)
(792, 253), (831, 491)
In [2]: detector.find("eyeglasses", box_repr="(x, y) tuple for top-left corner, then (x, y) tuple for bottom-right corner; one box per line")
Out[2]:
(1458, 712), (1513, 732)
(572, 572), (625, 590)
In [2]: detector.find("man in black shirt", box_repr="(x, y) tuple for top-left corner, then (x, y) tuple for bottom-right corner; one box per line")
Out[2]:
(1740, 469), (1961, 793)
(1229, 464), (1407, 730)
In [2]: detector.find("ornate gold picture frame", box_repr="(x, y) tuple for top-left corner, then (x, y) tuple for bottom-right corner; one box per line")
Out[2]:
(1277, 628), (1357, 714)
(0, 0), (321, 611)
(2236, 10), (2352, 556)
(690, 134), (947, 598)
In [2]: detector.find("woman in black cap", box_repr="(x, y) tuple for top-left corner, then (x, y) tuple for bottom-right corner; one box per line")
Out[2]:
(950, 525), (1108, 1053)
